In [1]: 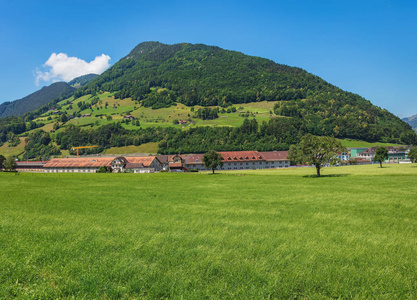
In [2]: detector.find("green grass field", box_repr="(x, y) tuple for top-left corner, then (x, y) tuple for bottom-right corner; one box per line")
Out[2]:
(103, 143), (159, 155)
(0, 137), (26, 157)
(41, 92), (279, 130)
(1, 164), (417, 298)
(339, 138), (402, 148)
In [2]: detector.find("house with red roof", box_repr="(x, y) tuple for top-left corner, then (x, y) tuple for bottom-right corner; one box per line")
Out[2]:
(177, 151), (290, 171)
(111, 156), (162, 173)
(43, 156), (162, 173)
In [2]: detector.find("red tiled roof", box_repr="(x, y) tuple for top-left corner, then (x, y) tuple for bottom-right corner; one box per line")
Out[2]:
(182, 151), (289, 164)
(184, 154), (205, 164)
(260, 151), (289, 161)
(219, 151), (262, 162)
(169, 162), (183, 168)
(44, 157), (115, 168)
(125, 163), (144, 169)
(125, 156), (157, 167)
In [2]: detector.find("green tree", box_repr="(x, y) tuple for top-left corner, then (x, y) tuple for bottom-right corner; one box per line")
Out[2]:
(97, 166), (107, 173)
(60, 113), (68, 123)
(408, 146), (417, 163)
(373, 146), (388, 168)
(288, 134), (344, 177)
(203, 150), (223, 174)
(3, 156), (17, 171)
(0, 154), (5, 169)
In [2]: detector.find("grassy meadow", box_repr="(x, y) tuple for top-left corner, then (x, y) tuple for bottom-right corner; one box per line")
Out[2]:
(1, 164), (417, 298)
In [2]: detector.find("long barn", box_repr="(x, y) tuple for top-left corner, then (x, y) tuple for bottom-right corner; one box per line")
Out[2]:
(43, 156), (162, 173)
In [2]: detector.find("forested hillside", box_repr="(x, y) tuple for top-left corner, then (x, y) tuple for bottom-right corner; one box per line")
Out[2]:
(74, 41), (416, 144)
(0, 82), (75, 118)
(1, 41), (416, 160)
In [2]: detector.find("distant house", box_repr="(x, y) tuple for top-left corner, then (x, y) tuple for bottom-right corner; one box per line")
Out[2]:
(168, 155), (188, 172)
(336, 151), (349, 162)
(82, 114), (91, 117)
(356, 146), (410, 163)
(178, 120), (187, 124)
(111, 156), (162, 173)
(123, 115), (135, 120)
(349, 148), (368, 158)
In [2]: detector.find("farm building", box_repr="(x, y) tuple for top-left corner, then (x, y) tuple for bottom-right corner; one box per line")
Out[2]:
(356, 146), (410, 163)
(111, 156), (162, 173)
(16, 161), (47, 172)
(43, 157), (115, 173)
(158, 151), (290, 171)
(44, 156), (162, 173)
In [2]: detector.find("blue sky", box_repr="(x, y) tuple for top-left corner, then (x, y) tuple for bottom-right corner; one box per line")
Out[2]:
(1, 0), (416, 117)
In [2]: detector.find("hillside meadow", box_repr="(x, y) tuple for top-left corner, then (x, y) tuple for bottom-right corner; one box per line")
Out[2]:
(1, 164), (417, 298)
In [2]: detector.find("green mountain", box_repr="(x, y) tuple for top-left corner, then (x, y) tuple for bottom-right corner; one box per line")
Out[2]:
(74, 41), (415, 144)
(1, 42), (416, 159)
(0, 73), (100, 119)
(0, 82), (76, 118)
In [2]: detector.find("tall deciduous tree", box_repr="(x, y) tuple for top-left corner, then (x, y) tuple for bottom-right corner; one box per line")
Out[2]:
(408, 146), (417, 163)
(373, 147), (388, 168)
(0, 154), (5, 169)
(288, 134), (345, 177)
(203, 150), (223, 174)
(3, 156), (17, 171)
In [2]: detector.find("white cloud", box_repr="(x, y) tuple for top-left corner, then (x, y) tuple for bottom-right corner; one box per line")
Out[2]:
(35, 53), (111, 85)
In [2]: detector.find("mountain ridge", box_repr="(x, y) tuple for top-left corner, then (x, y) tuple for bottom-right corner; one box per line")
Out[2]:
(0, 74), (99, 119)
(402, 114), (417, 131)
(0, 82), (76, 118)
(1, 41), (416, 159)
(73, 41), (415, 144)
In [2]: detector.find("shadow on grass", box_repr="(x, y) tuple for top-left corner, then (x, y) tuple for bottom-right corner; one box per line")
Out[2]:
(303, 174), (349, 178)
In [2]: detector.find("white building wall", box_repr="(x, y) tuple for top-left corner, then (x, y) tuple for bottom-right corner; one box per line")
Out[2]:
(185, 160), (290, 171)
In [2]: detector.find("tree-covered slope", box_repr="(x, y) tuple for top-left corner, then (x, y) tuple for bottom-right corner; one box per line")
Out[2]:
(78, 42), (333, 108)
(0, 82), (76, 118)
(74, 41), (415, 144)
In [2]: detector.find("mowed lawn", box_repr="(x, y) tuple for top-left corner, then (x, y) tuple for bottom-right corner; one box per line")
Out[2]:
(1, 165), (417, 299)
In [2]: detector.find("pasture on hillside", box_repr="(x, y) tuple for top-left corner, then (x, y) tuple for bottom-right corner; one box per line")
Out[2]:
(1, 164), (417, 298)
